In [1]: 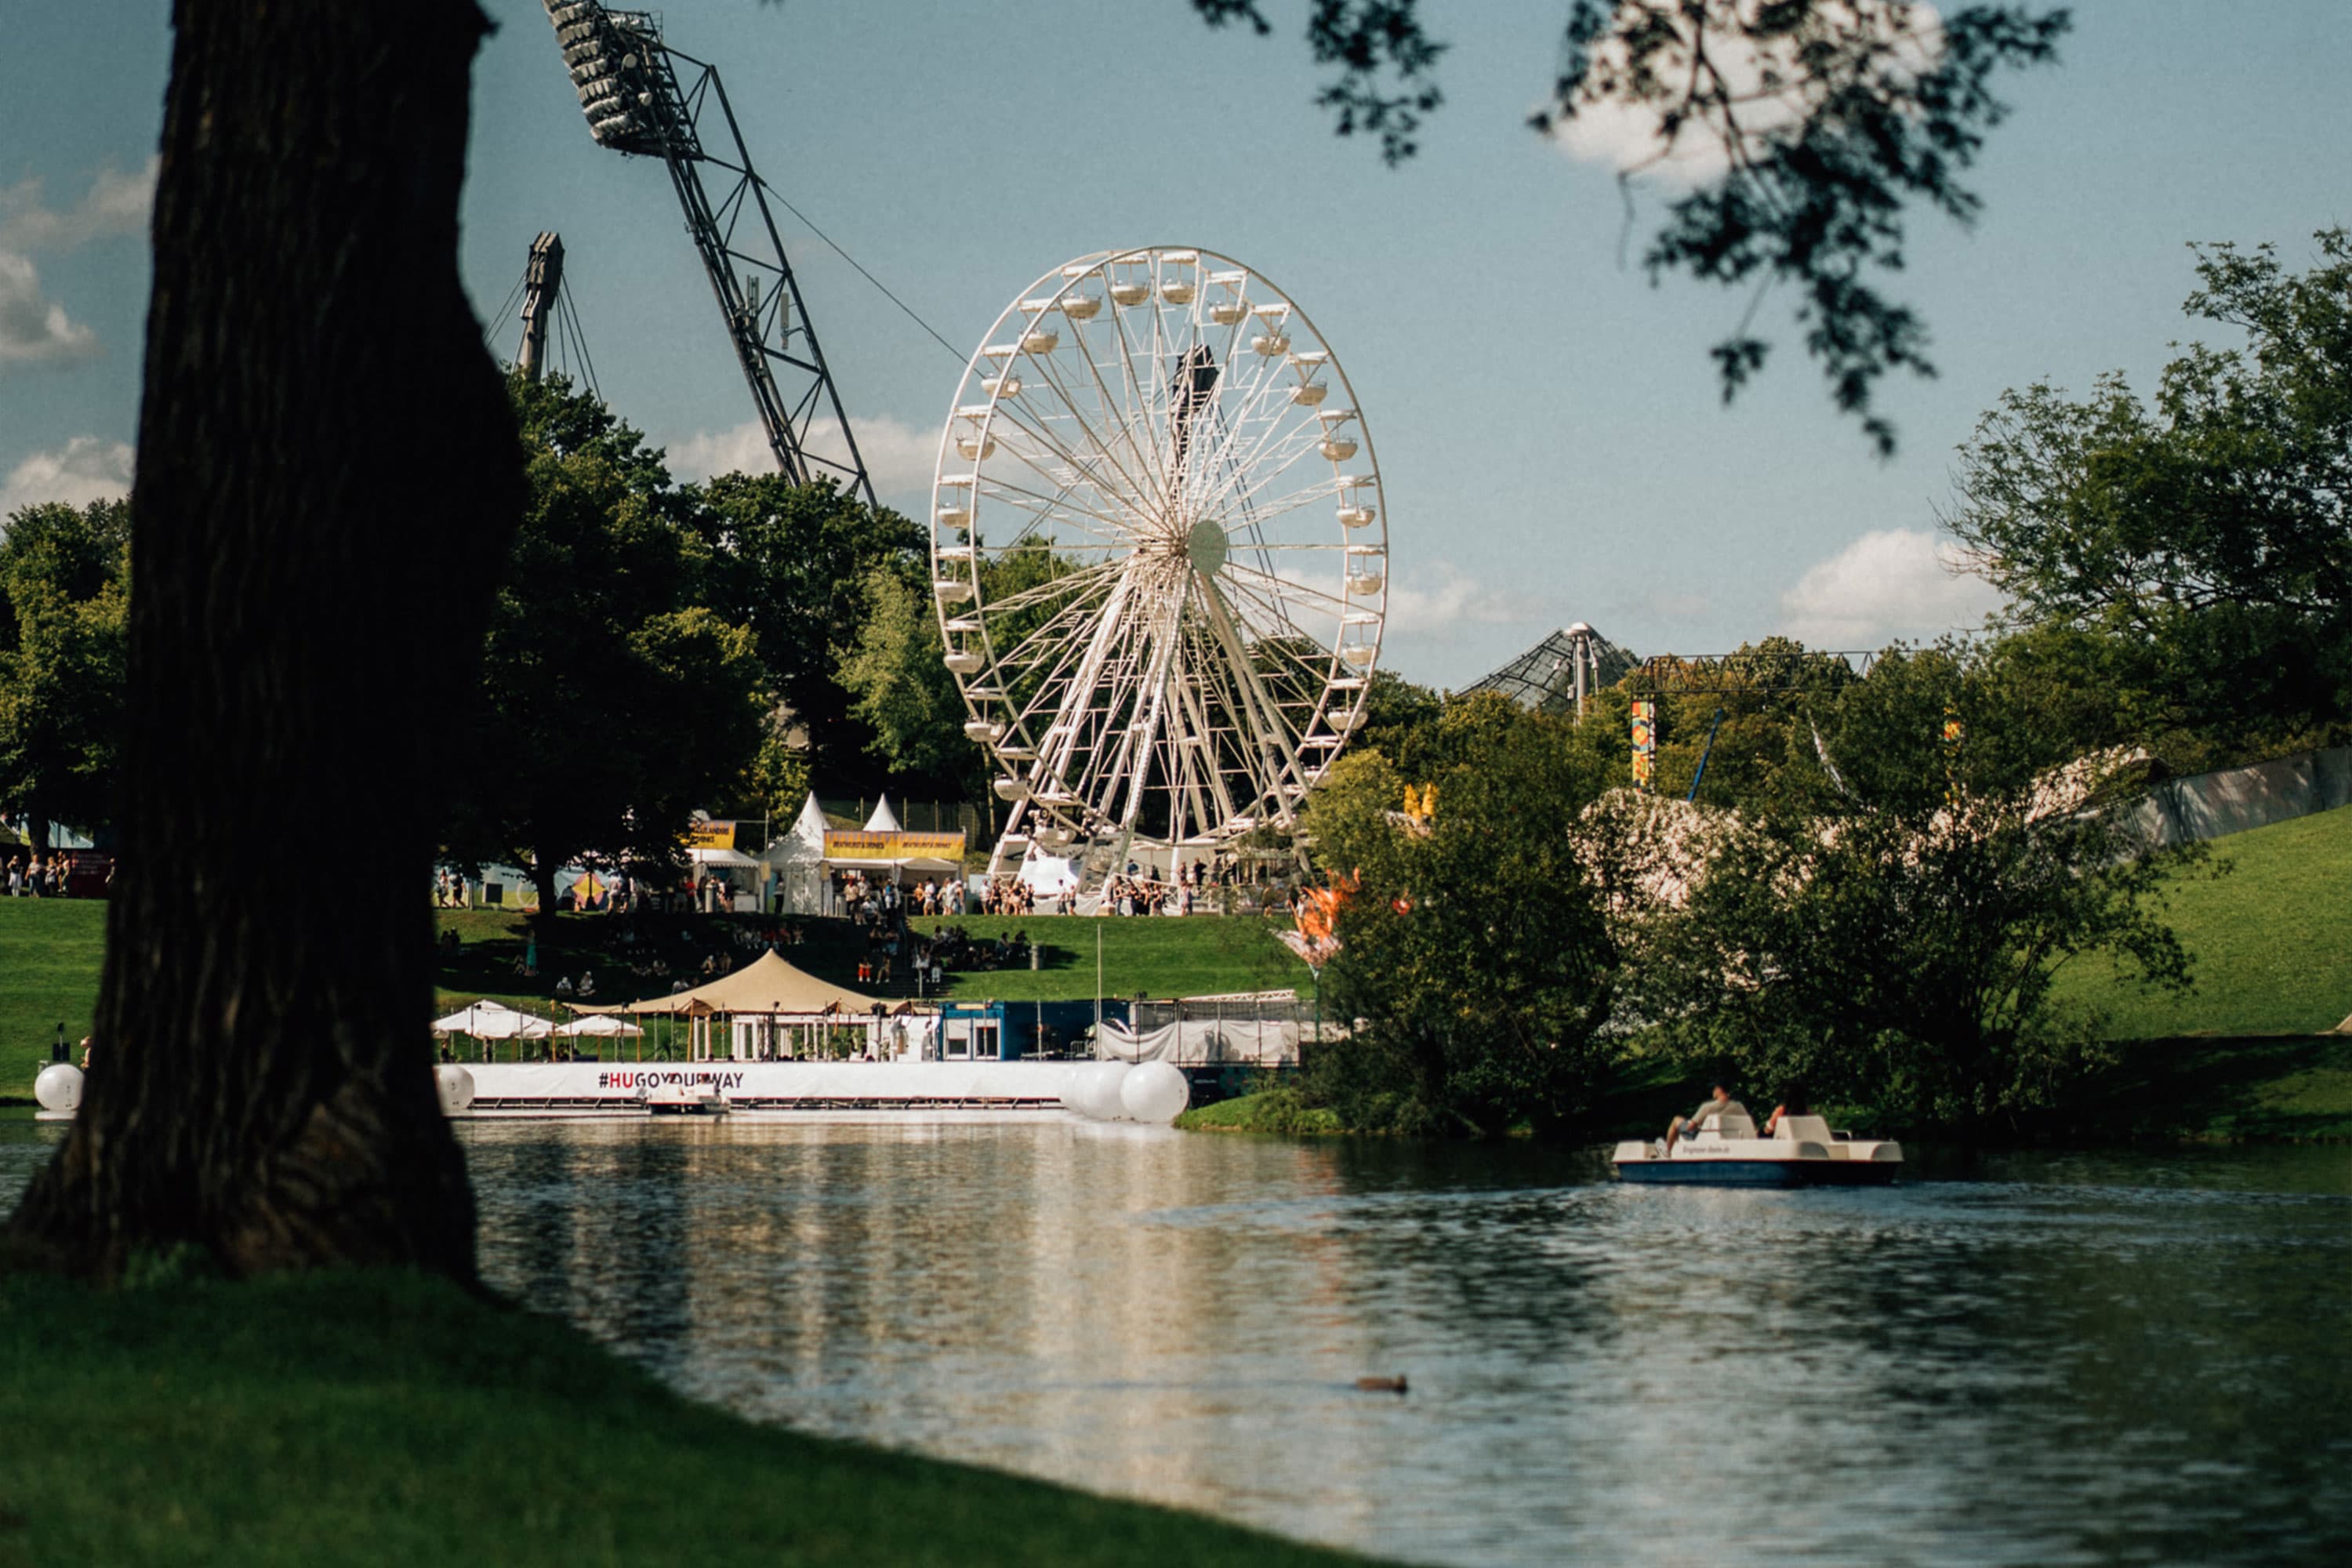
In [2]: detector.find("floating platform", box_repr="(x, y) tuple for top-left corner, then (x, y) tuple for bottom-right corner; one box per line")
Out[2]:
(450, 1060), (1086, 1119)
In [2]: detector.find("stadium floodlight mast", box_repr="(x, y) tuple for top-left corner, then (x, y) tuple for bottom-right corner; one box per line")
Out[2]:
(541, 1), (873, 505)
(931, 247), (1388, 891)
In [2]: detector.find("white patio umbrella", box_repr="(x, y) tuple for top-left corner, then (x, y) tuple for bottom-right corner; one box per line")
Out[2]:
(431, 1000), (554, 1040)
(555, 1014), (643, 1038)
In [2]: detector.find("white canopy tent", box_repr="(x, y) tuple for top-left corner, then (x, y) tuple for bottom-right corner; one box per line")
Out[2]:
(864, 795), (902, 832)
(760, 791), (832, 915)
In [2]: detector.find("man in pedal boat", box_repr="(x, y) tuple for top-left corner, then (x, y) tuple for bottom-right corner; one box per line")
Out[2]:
(1664, 1083), (1748, 1154)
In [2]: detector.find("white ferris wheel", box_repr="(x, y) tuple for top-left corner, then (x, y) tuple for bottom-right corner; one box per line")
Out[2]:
(930, 246), (1388, 881)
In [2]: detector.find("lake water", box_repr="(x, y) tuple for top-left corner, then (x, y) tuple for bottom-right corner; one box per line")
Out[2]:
(5, 1114), (2350, 1565)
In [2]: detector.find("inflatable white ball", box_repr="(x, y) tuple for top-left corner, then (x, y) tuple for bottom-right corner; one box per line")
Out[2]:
(1120, 1060), (1190, 1124)
(33, 1063), (83, 1113)
(1078, 1060), (1131, 1120)
(1057, 1069), (1085, 1114)
(434, 1063), (477, 1115)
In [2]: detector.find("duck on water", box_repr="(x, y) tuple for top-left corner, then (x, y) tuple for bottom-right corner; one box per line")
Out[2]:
(1613, 1084), (1901, 1186)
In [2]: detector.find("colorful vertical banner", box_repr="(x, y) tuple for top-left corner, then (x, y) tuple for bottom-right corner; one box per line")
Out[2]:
(1630, 698), (1657, 790)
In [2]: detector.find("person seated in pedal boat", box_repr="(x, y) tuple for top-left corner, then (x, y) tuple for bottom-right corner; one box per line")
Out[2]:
(1761, 1086), (1809, 1137)
(1664, 1082), (1749, 1153)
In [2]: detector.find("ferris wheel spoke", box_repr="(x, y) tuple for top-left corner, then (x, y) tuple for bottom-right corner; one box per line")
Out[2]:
(1022, 337), (1165, 515)
(973, 470), (1138, 544)
(1217, 474), (1356, 541)
(1098, 299), (1174, 500)
(1194, 423), (1330, 530)
(981, 434), (1142, 536)
(976, 555), (1123, 627)
(1194, 575), (1313, 811)
(1220, 557), (1354, 617)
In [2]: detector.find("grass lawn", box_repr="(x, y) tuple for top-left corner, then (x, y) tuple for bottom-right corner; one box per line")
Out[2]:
(908, 913), (1312, 1004)
(0, 898), (104, 1097)
(2053, 802), (2352, 1037)
(0, 1265), (1368, 1567)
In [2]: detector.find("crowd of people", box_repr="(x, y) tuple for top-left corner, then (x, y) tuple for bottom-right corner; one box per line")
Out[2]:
(5, 850), (102, 898)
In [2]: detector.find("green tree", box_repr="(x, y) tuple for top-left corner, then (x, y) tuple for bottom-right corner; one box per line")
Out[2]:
(446, 377), (767, 915)
(834, 558), (982, 793)
(1637, 638), (1860, 810)
(1303, 694), (1617, 1138)
(1945, 227), (2352, 750)
(1352, 667), (1443, 769)
(689, 472), (924, 793)
(0, 499), (131, 848)
(1624, 643), (2198, 1132)
(1199, 0), (2071, 450)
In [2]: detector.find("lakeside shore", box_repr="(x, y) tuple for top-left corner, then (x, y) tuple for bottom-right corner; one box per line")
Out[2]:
(0, 1263), (1372, 1566)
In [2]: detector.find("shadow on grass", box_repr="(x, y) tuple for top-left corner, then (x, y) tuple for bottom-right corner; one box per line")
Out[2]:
(2026, 1033), (2352, 1144)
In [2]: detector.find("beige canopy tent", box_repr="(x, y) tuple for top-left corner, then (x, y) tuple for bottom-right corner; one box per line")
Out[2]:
(590, 949), (891, 1062)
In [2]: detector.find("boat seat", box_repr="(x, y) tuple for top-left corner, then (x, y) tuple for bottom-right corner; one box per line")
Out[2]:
(1698, 1112), (1757, 1140)
(1777, 1114), (1834, 1145)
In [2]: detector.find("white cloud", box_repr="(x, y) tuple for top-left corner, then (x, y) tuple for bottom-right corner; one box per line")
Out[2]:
(1546, 2), (1941, 187)
(667, 419), (776, 484)
(849, 416), (944, 503)
(667, 413), (941, 505)
(0, 436), (135, 516)
(0, 158), (158, 253)
(0, 253), (96, 368)
(1778, 528), (2001, 648)
(1382, 561), (1539, 640)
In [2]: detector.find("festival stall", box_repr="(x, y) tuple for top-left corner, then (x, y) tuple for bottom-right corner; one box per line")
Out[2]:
(597, 948), (902, 1062)
(821, 794), (966, 889)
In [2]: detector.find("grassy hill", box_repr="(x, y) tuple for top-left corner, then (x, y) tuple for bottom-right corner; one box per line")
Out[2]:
(2051, 802), (2352, 1036)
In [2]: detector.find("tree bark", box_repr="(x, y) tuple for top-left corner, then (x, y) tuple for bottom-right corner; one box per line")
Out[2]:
(8, 1), (520, 1279)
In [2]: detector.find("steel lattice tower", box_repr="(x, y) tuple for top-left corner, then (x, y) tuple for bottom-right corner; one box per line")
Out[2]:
(543, 2), (875, 505)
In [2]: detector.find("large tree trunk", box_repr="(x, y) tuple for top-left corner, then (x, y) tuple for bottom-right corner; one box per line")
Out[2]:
(8, 1), (520, 1279)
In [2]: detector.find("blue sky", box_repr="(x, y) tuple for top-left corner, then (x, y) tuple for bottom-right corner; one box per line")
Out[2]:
(4, 1), (2348, 689)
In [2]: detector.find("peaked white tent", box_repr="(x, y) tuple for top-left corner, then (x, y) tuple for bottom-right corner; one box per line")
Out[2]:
(760, 791), (832, 915)
(864, 795), (902, 832)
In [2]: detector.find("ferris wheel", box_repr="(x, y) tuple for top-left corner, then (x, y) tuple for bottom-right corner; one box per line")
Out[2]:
(930, 247), (1388, 877)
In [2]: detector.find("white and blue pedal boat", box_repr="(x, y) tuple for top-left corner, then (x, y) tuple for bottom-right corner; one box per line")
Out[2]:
(1613, 1111), (1900, 1186)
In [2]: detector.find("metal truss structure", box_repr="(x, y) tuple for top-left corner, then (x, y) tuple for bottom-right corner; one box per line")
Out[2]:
(543, 2), (874, 504)
(1466, 627), (1879, 713)
(1461, 625), (1639, 717)
(1622, 648), (1879, 694)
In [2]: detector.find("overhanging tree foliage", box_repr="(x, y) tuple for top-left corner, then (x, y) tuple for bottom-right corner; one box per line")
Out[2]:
(1196, 0), (2071, 452)
(9, 0), (516, 1280)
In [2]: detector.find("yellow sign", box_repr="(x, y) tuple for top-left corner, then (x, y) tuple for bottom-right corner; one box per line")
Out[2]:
(823, 830), (967, 862)
(686, 821), (744, 850)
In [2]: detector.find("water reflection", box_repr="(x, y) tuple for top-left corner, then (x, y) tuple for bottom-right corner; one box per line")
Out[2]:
(2, 1113), (2347, 1566)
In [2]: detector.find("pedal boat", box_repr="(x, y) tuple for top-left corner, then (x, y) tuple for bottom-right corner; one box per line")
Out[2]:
(1613, 1111), (1900, 1186)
